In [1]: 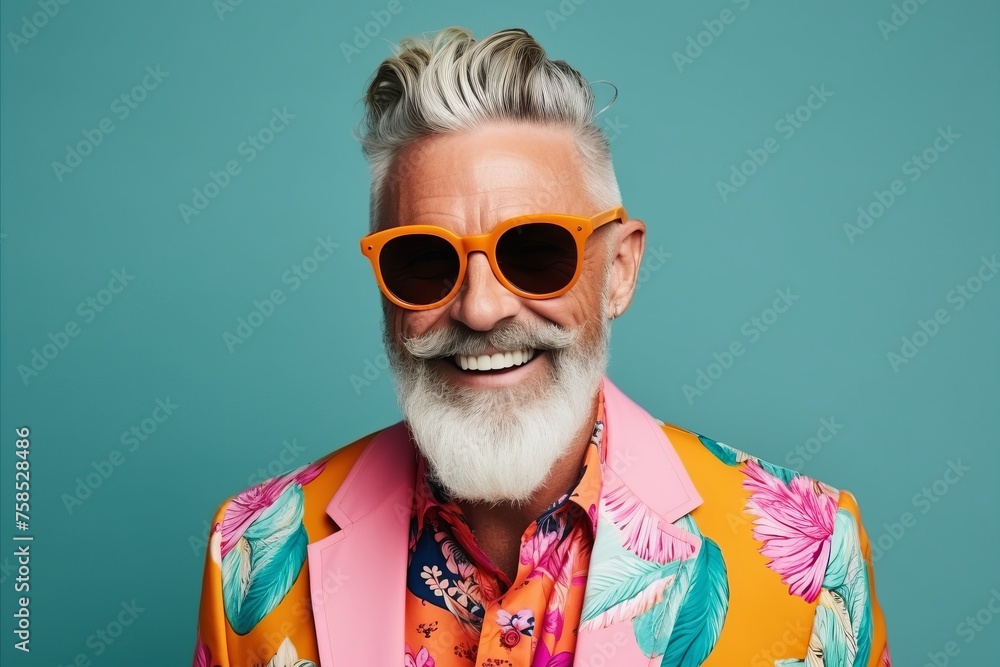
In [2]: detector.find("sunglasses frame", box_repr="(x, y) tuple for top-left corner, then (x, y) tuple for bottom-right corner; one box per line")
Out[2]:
(359, 207), (628, 311)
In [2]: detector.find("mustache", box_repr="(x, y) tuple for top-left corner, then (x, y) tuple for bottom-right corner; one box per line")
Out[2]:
(401, 321), (581, 360)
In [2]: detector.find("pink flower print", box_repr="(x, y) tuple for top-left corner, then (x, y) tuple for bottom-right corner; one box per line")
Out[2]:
(404, 643), (435, 667)
(520, 528), (559, 569)
(601, 478), (696, 564)
(497, 608), (535, 635)
(543, 609), (564, 638)
(531, 642), (574, 667)
(192, 633), (218, 667)
(741, 459), (838, 602)
(219, 460), (324, 558)
(437, 534), (476, 579)
(497, 608), (534, 649)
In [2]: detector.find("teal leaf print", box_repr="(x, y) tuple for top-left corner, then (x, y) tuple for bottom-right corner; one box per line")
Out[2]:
(696, 435), (743, 466)
(810, 589), (857, 665)
(660, 517), (729, 667)
(823, 509), (873, 665)
(581, 509), (683, 629)
(222, 484), (309, 635)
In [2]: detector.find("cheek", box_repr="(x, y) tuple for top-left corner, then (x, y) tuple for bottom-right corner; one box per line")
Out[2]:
(528, 289), (597, 329)
(396, 308), (444, 339)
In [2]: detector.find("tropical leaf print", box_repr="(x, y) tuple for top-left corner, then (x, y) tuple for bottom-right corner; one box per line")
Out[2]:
(698, 434), (798, 485)
(191, 632), (219, 667)
(741, 459), (838, 602)
(823, 509), (874, 665)
(775, 509), (877, 667)
(658, 516), (730, 667)
(696, 435), (747, 467)
(602, 481), (699, 564)
(580, 507), (683, 630)
(221, 483), (310, 635)
(264, 636), (316, 667)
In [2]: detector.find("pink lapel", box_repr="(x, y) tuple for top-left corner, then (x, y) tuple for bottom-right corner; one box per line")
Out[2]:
(574, 376), (704, 666)
(307, 421), (416, 666)
(597, 377), (702, 522)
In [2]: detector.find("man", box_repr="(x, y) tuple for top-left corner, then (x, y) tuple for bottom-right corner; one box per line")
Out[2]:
(192, 27), (891, 666)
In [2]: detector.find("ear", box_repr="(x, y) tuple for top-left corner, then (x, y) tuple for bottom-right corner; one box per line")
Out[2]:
(607, 217), (646, 318)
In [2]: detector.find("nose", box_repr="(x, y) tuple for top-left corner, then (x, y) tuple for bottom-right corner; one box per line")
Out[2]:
(448, 251), (521, 331)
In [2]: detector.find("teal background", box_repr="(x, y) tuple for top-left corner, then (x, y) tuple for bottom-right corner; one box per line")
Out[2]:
(1, 0), (997, 664)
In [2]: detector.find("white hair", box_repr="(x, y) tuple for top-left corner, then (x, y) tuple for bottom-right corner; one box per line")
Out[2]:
(357, 26), (623, 232)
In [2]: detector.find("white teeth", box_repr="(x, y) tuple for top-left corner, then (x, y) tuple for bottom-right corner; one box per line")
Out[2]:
(455, 348), (536, 372)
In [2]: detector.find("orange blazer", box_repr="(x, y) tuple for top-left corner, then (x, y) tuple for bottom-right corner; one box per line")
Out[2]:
(192, 376), (890, 666)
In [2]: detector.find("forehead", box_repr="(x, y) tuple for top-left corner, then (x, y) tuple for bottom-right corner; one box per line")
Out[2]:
(383, 122), (592, 234)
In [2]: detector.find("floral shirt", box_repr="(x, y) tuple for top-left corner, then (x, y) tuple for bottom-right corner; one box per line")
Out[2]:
(403, 398), (606, 666)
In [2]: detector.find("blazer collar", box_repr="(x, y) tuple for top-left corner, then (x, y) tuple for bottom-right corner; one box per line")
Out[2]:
(307, 376), (703, 666)
(599, 376), (702, 524)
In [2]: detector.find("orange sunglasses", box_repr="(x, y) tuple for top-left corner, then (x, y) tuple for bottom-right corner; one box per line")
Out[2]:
(359, 207), (627, 310)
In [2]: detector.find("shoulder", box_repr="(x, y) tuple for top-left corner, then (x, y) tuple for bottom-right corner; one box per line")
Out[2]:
(205, 424), (395, 542)
(659, 420), (879, 600)
(656, 420), (871, 544)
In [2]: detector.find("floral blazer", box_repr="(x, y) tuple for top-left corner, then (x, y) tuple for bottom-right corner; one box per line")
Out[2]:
(192, 376), (891, 666)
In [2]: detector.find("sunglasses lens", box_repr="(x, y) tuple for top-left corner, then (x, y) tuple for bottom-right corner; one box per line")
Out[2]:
(380, 234), (460, 306)
(496, 223), (578, 295)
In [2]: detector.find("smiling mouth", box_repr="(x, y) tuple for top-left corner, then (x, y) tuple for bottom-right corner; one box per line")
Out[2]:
(451, 348), (538, 372)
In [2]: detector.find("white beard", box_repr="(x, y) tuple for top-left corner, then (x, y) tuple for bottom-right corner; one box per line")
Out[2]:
(383, 308), (611, 506)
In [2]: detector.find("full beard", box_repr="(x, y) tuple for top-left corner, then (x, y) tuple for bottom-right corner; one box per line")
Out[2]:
(383, 303), (611, 507)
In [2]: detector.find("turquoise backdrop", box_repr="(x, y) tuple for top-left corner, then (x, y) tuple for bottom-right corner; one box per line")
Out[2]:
(1, 1), (997, 665)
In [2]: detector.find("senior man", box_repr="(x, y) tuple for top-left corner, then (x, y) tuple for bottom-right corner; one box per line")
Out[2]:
(192, 27), (891, 667)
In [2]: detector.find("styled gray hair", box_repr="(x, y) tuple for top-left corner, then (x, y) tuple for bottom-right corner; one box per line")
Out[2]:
(358, 26), (622, 233)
